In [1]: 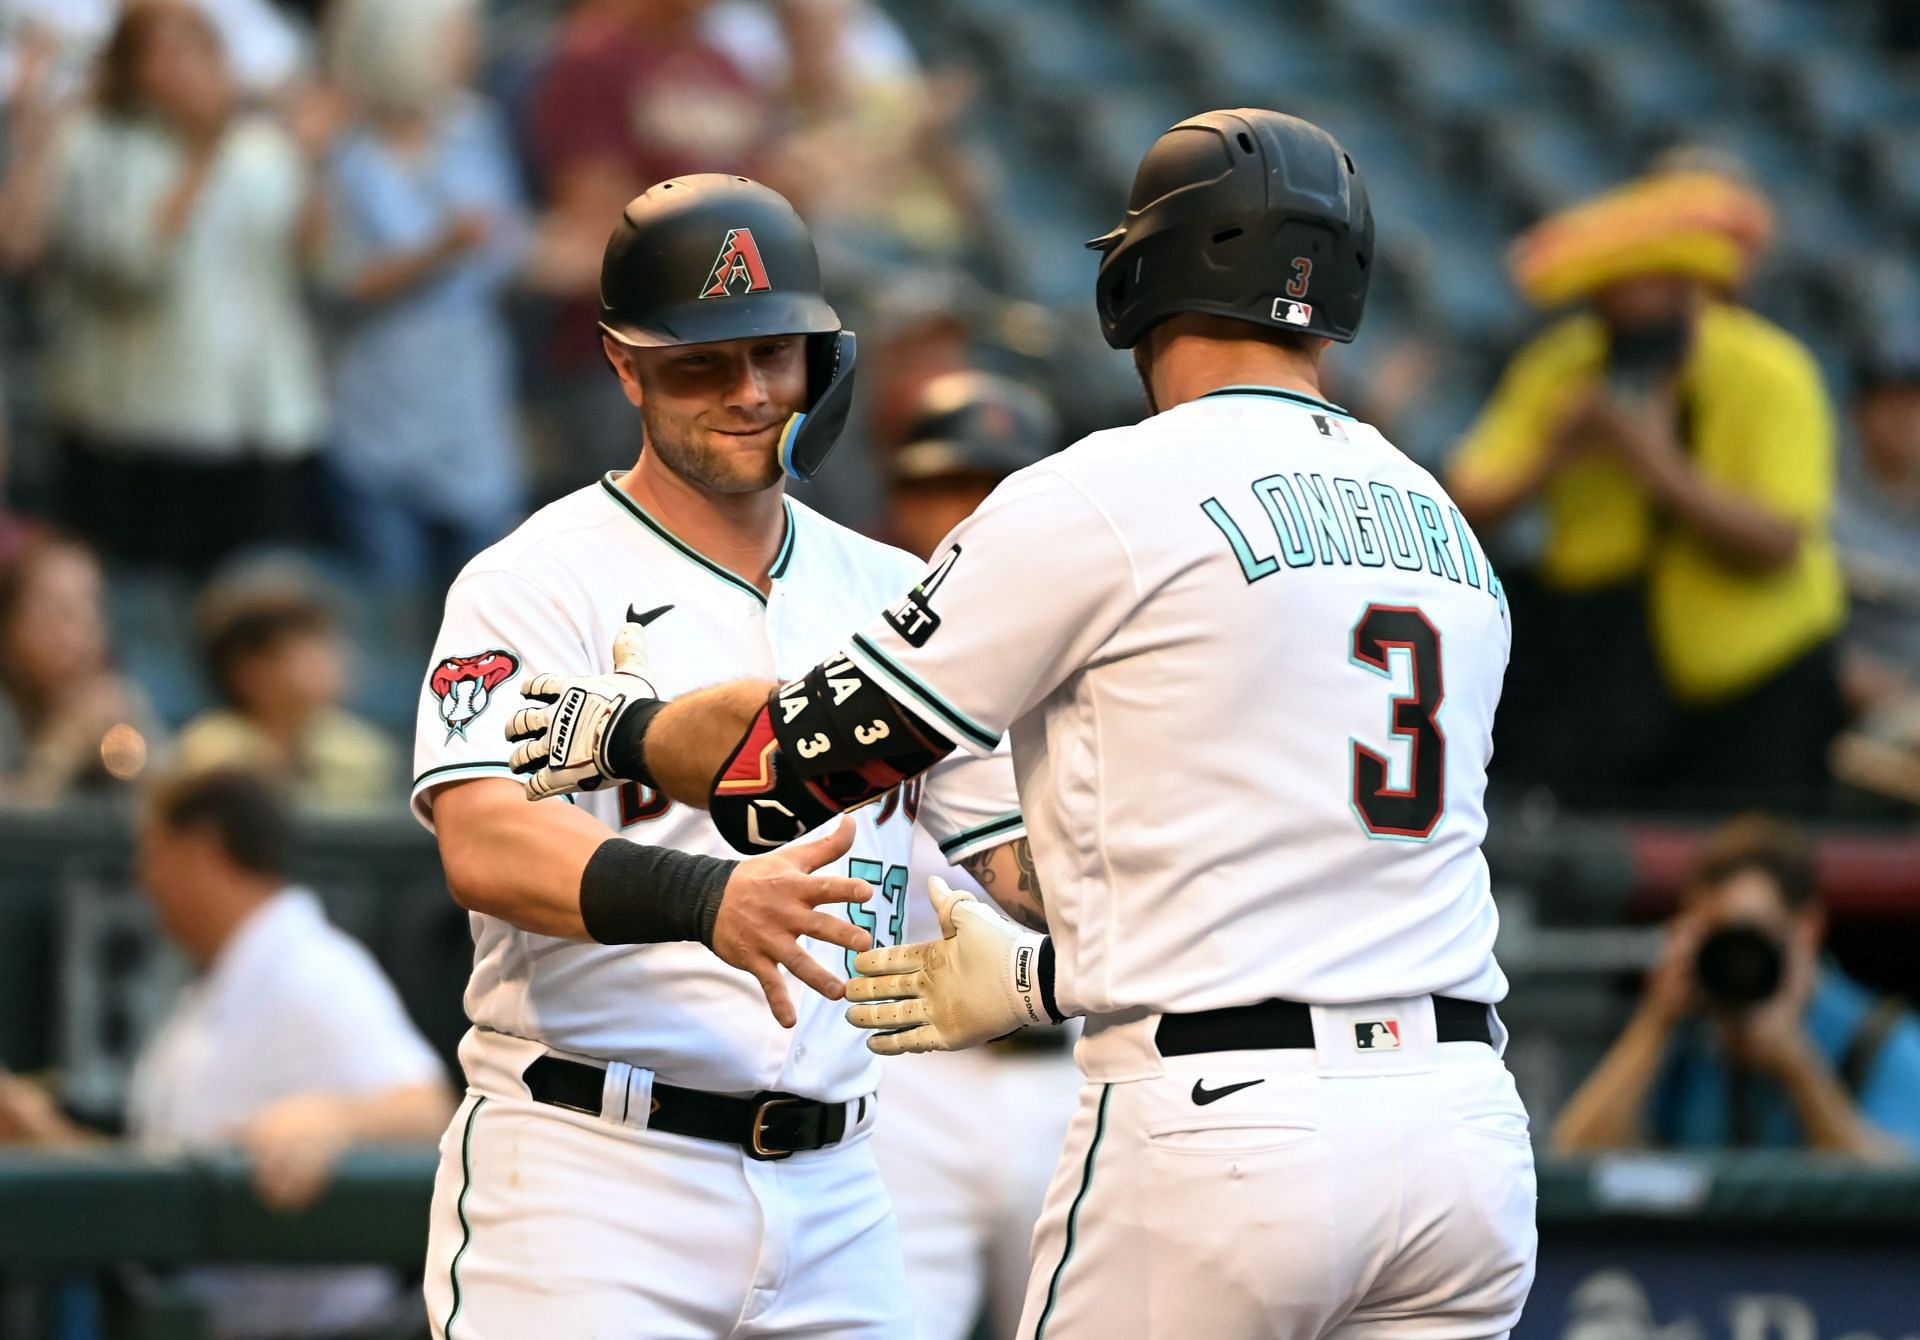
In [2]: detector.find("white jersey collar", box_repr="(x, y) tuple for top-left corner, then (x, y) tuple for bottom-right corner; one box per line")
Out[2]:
(597, 473), (797, 606)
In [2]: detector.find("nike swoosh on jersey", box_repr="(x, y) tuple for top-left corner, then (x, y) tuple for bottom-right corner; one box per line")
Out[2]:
(1190, 1078), (1266, 1106)
(628, 603), (675, 626)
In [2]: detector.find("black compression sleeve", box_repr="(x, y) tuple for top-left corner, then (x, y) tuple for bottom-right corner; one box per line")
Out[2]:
(578, 838), (737, 947)
(1037, 937), (1066, 1024)
(601, 698), (667, 789)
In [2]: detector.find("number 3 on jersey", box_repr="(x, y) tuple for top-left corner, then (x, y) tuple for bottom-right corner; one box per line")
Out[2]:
(845, 860), (909, 973)
(1349, 603), (1445, 840)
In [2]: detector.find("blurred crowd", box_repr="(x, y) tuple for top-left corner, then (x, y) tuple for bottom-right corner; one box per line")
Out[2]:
(0, 3), (1915, 1336)
(0, 1), (1915, 822)
(0, 0), (1915, 821)
(0, 0), (1081, 819)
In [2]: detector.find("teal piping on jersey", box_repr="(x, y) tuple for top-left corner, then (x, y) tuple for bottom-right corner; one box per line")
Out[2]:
(1199, 384), (1356, 420)
(597, 474), (796, 605)
(846, 633), (1000, 752)
(413, 761), (517, 792)
(442, 1095), (487, 1338)
(1034, 1084), (1112, 1338)
(937, 810), (1026, 861)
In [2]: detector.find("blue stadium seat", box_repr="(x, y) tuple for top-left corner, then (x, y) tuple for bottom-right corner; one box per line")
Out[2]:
(1776, 52), (1920, 145)
(1571, 41), (1738, 139)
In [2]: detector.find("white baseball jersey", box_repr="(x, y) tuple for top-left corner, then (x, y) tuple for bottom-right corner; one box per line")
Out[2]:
(411, 473), (1022, 1104)
(842, 386), (1511, 1023)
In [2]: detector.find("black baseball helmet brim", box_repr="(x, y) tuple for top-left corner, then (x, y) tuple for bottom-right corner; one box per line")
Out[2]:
(599, 291), (841, 349)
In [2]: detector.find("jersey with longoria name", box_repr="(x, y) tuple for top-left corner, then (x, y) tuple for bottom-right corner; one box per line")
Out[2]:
(842, 387), (1512, 1020)
(412, 474), (1023, 1103)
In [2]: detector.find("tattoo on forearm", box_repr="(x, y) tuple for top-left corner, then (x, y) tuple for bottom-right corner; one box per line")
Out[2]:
(1012, 838), (1038, 898)
(958, 849), (997, 888)
(959, 839), (1047, 931)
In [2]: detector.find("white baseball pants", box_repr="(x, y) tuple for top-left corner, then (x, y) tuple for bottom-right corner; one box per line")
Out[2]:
(422, 1086), (910, 1339)
(1017, 999), (1538, 1340)
(871, 1043), (1083, 1340)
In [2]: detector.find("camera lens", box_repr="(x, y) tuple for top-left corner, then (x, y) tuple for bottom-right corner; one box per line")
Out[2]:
(1693, 924), (1784, 1007)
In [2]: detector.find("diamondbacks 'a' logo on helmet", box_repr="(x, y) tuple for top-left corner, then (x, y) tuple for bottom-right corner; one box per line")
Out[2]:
(430, 650), (519, 741)
(700, 228), (773, 299)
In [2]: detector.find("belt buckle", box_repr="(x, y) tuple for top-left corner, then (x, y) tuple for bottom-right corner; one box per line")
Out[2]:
(748, 1095), (801, 1161)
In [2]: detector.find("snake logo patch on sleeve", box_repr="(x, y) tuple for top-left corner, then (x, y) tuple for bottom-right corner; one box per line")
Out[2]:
(430, 650), (520, 741)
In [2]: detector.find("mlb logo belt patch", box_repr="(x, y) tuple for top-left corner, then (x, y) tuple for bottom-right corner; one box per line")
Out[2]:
(1354, 1019), (1402, 1051)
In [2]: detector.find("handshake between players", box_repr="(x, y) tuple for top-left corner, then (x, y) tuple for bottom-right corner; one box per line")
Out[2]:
(506, 614), (1051, 1050)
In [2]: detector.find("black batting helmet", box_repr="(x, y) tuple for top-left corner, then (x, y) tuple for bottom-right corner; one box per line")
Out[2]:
(1086, 109), (1373, 349)
(599, 174), (856, 482)
(891, 371), (1058, 485)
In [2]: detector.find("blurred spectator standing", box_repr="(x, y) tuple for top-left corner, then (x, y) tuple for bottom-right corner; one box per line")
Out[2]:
(175, 568), (399, 809)
(0, 532), (164, 801)
(1828, 342), (1920, 807)
(319, 0), (529, 591)
(1553, 816), (1920, 1160)
(0, 766), (454, 1338)
(880, 368), (1055, 560)
(31, 0), (327, 575)
(0, 393), (43, 570)
(0, 0), (310, 108)
(521, 0), (772, 489)
(706, 0), (988, 277)
(1450, 169), (1846, 814)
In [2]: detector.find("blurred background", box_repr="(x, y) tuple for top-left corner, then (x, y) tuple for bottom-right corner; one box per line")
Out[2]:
(3, 0), (1920, 1336)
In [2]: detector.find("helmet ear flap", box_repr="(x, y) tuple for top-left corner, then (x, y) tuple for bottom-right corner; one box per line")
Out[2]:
(779, 331), (858, 482)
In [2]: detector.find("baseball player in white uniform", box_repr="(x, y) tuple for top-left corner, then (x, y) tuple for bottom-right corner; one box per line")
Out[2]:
(411, 175), (1023, 1338)
(869, 374), (1085, 1340)
(508, 111), (1539, 1340)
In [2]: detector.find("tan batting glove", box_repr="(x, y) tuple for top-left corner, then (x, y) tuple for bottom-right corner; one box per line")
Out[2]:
(507, 611), (660, 801)
(844, 877), (1051, 1054)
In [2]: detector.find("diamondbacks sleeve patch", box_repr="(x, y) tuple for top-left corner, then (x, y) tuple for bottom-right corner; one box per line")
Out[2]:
(429, 650), (520, 741)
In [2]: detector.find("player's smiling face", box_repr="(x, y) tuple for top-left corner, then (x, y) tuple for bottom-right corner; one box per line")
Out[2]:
(616, 334), (808, 494)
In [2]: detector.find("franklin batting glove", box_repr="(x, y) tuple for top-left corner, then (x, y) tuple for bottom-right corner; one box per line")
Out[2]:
(844, 877), (1052, 1054)
(508, 613), (661, 801)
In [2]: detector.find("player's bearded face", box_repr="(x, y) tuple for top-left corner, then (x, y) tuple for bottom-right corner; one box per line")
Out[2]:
(631, 337), (808, 494)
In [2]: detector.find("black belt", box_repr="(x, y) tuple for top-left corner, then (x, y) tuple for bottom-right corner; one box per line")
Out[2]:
(1155, 995), (1493, 1057)
(522, 1054), (859, 1161)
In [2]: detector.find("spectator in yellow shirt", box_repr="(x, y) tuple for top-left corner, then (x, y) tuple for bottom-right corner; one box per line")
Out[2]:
(1449, 169), (1845, 813)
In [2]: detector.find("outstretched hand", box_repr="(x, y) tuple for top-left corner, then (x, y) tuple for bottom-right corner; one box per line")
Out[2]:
(715, 817), (876, 1028)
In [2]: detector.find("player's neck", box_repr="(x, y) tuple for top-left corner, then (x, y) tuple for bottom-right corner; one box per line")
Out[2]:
(1147, 333), (1329, 413)
(620, 455), (789, 595)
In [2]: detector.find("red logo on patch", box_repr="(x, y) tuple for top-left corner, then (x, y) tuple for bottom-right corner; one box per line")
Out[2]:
(430, 650), (519, 741)
(700, 228), (773, 298)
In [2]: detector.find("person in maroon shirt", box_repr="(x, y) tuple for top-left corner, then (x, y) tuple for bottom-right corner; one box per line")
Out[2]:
(523, 0), (775, 488)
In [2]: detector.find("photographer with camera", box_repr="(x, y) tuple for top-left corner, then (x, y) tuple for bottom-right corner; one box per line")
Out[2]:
(1554, 817), (1920, 1160)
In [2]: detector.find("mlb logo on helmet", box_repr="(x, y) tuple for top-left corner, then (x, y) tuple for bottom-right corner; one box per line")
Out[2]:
(1354, 1019), (1402, 1051)
(701, 228), (773, 299)
(1272, 298), (1314, 326)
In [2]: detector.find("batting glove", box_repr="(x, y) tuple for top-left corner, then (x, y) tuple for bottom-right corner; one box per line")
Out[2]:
(508, 612), (660, 801)
(844, 877), (1052, 1054)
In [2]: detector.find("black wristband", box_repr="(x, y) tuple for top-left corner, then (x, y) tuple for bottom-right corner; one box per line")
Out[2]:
(579, 838), (736, 947)
(603, 697), (667, 789)
(1037, 936), (1066, 1024)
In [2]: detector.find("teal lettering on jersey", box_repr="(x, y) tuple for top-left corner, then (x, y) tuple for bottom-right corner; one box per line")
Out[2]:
(1370, 483), (1425, 572)
(1449, 506), (1482, 590)
(1253, 475), (1317, 568)
(1296, 473), (1354, 566)
(1201, 497), (1279, 583)
(1205, 474), (1508, 614)
(1408, 491), (1462, 583)
(1336, 477), (1385, 567)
